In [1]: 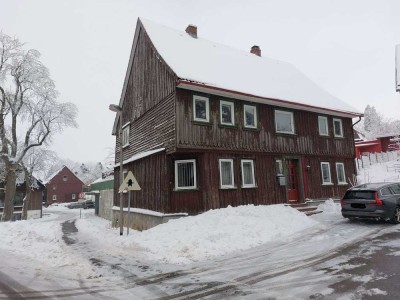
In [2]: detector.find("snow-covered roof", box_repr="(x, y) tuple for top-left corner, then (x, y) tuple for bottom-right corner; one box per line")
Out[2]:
(43, 166), (66, 185)
(138, 18), (361, 118)
(114, 148), (165, 168)
(91, 175), (114, 185)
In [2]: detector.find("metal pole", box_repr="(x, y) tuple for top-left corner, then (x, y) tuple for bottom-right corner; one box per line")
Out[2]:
(127, 190), (131, 236)
(119, 113), (124, 236)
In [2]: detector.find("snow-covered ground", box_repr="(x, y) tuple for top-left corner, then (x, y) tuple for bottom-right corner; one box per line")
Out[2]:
(1, 155), (400, 299)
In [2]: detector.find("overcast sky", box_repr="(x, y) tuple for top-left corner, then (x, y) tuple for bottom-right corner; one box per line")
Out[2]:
(2, 0), (400, 163)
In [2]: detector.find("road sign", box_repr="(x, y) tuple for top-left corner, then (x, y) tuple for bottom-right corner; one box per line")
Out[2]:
(119, 171), (141, 192)
(79, 192), (85, 199)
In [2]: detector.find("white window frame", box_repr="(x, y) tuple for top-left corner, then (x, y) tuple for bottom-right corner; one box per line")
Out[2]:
(320, 162), (333, 185)
(241, 159), (256, 188)
(72, 194), (76, 200)
(219, 159), (235, 188)
(335, 162), (347, 185)
(122, 124), (130, 148)
(219, 100), (235, 126)
(174, 159), (197, 190)
(333, 118), (343, 138)
(275, 110), (295, 134)
(275, 159), (283, 175)
(318, 116), (329, 136)
(52, 195), (57, 201)
(63, 175), (68, 182)
(193, 95), (210, 123)
(243, 104), (257, 129)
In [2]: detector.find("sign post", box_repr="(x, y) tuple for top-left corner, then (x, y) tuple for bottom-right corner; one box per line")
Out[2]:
(118, 171), (141, 236)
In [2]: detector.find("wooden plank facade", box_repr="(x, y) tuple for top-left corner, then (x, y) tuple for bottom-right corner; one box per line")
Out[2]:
(113, 19), (360, 215)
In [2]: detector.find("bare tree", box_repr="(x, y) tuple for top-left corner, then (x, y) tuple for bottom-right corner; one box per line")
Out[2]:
(0, 32), (77, 221)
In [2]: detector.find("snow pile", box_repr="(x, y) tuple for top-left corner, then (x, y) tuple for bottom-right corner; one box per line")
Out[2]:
(318, 199), (341, 214)
(118, 204), (317, 264)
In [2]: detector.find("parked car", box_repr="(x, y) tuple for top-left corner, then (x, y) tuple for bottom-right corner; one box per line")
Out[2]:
(341, 182), (400, 224)
(83, 199), (94, 209)
(67, 202), (84, 209)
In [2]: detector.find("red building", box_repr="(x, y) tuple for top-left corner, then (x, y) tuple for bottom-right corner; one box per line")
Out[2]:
(355, 135), (398, 158)
(44, 166), (84, 205)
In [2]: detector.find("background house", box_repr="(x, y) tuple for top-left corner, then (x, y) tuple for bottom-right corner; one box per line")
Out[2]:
(44, 166), (84, 206)
(0, 167), (44, 221)
(354, 134), (400, 158)
(111, 18), (363, 229)
(88, 175), (114, 219)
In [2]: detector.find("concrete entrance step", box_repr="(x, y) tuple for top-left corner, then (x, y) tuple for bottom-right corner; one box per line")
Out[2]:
(285, 203), (323, 216)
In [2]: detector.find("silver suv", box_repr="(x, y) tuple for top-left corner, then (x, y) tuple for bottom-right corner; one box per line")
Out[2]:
(341, 182), (400, 224)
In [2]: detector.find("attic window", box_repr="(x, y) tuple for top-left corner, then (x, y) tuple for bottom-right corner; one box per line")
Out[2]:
(63, 175), (68, 182)
(193, 95), (209, 123)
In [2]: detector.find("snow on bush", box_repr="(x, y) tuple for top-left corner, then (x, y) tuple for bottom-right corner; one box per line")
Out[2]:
(120, 204), (317, 264)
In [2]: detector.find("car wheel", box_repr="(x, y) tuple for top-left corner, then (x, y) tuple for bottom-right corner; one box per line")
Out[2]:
(390, 207), (400, 224)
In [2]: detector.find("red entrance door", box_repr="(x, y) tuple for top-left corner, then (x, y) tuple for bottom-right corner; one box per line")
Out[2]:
(286, 160), (299, 202)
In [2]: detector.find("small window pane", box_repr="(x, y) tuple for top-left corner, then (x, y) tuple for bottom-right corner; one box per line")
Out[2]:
(244, 105), (257, 128)
(275, 111), (294, 134)
(193, 96), (209, 122)
(220, 159), (234, 187)
(321, 162), (332, 184)
(333, 119), (343, 137)
(336, 163), (346, 184)
(241, 160), (255, 187)
(318, 116), (328, 136)
(175, 160), (196, 189)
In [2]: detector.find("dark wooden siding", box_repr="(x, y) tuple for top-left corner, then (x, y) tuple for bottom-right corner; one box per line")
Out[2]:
(114, 151), (169, 213)
(176, 89), (355, 158)
(116, 26), (177, 163)
(46, 167), (84, 204)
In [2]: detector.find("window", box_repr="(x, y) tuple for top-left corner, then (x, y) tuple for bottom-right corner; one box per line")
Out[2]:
(220, 100), (235, 126)
(275, 110), (295, 134)
(241, 159), (256, 188)
(175, 159), (197, 190)
(52, 195), (57, 201)
(335, 162), (346, 184)
(318, 116), (329, 136)
(63, 175), (68, 182)
(390, 184), (400, 194)
(219, 159), (235, 188)
(320, 162), (332, 185)
(193, 95), (210, 122)
(52, 185), (57, 190)
(72, 194), (76, 200)
(381, 187), (393, 196)
(243, 104), (257, 128)
(333, 118), (343, 137)
(122, 125), (130, 147)
(275, 159), (283, 175)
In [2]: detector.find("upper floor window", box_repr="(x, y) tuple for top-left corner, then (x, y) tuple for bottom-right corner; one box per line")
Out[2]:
(320, 162), (332, 185)
(244, 104), (257, 129)
(220, 100), (235, 126)
(318, 116), (329, 136)
(333, 118), (343, 137)
(193, 95), (210, 122)
(219, 159), (235, 188)
(275, 110), (295, 134)
(241, 159), (256, 188)
(122, 125), (130, 147)
(335, 162), (346, 184)
(63, 175), (68, 182)
(175, 159), (197, 190)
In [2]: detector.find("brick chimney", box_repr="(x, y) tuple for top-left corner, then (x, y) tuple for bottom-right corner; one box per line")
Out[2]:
(250, 45), (261, 57)
(185, 25), (197, 38)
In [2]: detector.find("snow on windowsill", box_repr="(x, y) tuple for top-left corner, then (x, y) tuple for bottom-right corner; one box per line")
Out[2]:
(112, 206), (188, 217)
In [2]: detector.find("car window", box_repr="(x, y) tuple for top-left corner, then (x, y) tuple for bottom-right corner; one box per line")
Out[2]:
(390, 184), (400, 194)
(381, 187), (393, 196)
(343, 191), (375, 199)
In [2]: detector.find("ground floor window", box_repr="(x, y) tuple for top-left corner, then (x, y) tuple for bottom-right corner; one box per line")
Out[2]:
(52, 195), (57, 201)
(72, 193), (76, 200)
(320, 162), (332, 185)
(175, 159), (197, 190)
(335, 162), (347, 184)
(241, 159), (256, 188)
(219, 159), (235, 188)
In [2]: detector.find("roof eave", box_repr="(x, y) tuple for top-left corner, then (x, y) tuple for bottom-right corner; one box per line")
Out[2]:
(177, 80), (363, 119)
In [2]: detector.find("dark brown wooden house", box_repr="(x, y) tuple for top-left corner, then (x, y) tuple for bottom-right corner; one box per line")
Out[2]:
(112, 18), (363, 219)
(44, 166), (84, 206)
(0, 168), (45, 221)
